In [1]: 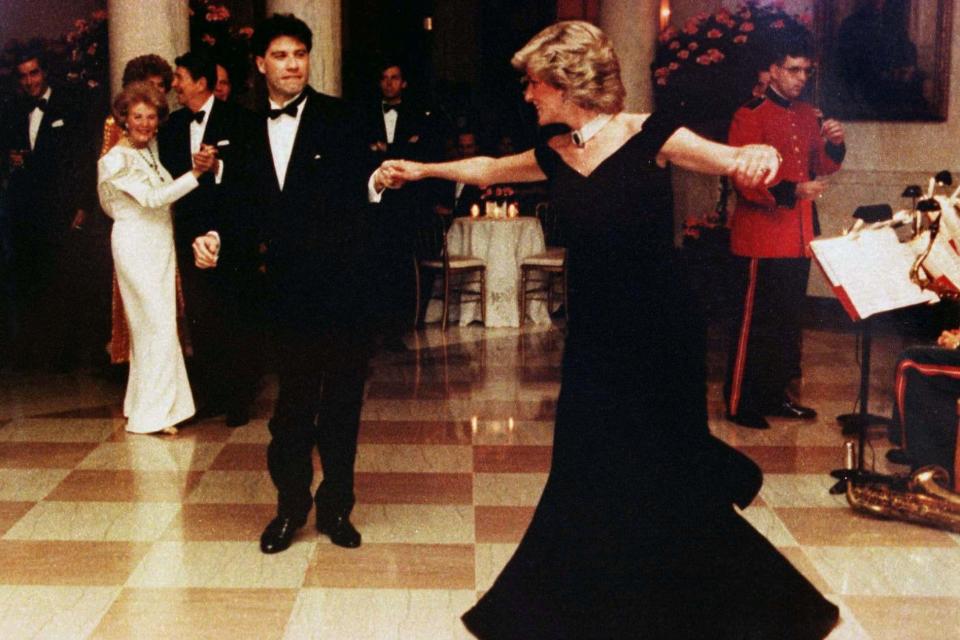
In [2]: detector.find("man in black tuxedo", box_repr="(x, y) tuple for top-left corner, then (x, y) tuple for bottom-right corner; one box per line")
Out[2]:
(1, 49), (94, 369)
(158, 50), (260, 426)
(193, 14), (391, 554)
(431, 130), (483, 217)
(359, 62), (440, 352)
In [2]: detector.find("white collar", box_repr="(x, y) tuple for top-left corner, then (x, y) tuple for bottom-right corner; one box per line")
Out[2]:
(571, 113), (613, 148)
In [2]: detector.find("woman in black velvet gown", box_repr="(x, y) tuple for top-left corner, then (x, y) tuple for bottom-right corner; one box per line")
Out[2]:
(383, 21), (839, 640)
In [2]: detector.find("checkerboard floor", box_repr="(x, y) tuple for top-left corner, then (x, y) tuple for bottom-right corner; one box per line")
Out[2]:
(1, 324), (958, 639)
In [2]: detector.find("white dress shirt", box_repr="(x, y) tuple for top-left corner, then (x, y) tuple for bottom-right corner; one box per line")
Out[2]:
(267, 93), (307, 190)
(28, 87), (52, 150)
(189, 94), (216, 154)
(189, 94), (224, 183)
(382, 104), (398, 144)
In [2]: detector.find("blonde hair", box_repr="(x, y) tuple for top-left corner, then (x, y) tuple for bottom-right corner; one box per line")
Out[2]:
(112, 81), (169, 130)
(511, 21), (625, 114)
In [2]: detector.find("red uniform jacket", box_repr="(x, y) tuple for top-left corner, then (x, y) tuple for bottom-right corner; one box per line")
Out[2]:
(728, 89), (845, 258)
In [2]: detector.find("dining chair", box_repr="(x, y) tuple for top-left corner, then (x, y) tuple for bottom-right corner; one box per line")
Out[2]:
(519, 202), (567, 326)
(414, 212), (486, 330)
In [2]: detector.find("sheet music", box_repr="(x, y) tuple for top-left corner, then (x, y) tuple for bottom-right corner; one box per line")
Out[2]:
(809, 227), (939, 320)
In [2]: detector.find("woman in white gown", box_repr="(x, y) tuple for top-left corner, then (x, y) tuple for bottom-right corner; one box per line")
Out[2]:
(97, 82), (215, 434)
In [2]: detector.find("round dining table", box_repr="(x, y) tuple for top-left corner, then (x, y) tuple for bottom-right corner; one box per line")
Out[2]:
(438, 215), (552, 328)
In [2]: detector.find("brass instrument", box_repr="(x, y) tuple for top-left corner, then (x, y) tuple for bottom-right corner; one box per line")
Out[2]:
(845, 457), (960, 534)
(906, 180), (960, 299)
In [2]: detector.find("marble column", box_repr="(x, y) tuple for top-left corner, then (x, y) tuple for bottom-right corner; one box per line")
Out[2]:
(598, 0), (659, 112)
(266, 0), (342, 97)
(107, 0), (190, 95)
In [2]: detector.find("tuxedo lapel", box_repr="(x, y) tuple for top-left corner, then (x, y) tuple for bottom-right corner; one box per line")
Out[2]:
(32, 91), (65, 156)
(284, 93), (319, 190)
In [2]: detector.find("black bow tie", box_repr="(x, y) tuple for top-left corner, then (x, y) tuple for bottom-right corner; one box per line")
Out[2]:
(269, 93), (306, 120)
(192, 110), (206, 124)
(382, 102), (398, 115)
(33, 98), (47, 112)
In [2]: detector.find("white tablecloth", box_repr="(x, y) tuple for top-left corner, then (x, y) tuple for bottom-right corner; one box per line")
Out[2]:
(433, 216), (552, 328)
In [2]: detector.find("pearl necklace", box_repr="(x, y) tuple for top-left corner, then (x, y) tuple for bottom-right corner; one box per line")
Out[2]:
(134, 143), (165, 182)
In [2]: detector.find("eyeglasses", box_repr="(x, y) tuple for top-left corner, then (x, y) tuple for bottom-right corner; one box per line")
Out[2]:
(779, 65), (816, 78)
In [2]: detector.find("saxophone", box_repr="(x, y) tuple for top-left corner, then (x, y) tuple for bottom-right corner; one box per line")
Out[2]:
(845, 461), (960, 534)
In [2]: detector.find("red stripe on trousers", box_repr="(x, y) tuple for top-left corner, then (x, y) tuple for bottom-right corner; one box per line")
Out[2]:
(729, 258), (759, 415)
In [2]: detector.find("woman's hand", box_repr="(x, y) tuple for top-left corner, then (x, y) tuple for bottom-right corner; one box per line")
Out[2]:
(731, 144), (781, 188)
(381, 159), (426, 185)
(191, 146), (217, 178)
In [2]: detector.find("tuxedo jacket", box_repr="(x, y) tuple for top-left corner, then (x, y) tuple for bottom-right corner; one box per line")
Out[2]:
(224, 86), (375, 334)
(358, 100), (439, 163)
(158, 98), (259, 250)
(1, 85), (93, 241)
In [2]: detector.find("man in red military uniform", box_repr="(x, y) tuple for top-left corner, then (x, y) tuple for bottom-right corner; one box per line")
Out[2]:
(725, 34), (846, 430)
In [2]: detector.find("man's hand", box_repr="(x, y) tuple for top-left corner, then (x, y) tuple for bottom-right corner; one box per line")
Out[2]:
(820, 119), (844, 145)
(375, 162), (410, 191)
(192, 232), (220, 269)
(731, 144), (781, 188)
(192, 146), (217, 175)
(796, 179), (829, 201)
(381, 159), (426, 185)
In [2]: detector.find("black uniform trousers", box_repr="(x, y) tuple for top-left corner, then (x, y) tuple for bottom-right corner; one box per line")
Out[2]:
(268, 327), (368, 521)
(725, 256), (810, 415)
(892, 345), (960, 482)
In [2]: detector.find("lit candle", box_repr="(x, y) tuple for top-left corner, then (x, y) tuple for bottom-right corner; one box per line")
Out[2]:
(470, 203), (480, 218)
(507, 202), (519, 218)
(485, 200), (494, 217)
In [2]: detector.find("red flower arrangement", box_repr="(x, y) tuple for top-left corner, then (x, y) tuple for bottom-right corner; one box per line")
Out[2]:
(63, 9), (109, 89)
(189, 0), (253, 97)
(651, 2), (811, 140)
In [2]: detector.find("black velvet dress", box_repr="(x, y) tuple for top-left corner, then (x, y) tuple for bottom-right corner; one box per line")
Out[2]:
(461, 113), (840, 639)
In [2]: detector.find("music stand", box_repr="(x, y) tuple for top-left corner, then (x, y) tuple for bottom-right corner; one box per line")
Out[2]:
(830, 204), (895, 494)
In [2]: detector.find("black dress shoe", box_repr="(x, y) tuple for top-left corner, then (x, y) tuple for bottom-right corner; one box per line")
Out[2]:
(225, 408), (250, 428)
(726, 410), (770, 430)
(259, 516), (305, 554)
(765, 399), (817, 420)
(316, 510), (362, 548)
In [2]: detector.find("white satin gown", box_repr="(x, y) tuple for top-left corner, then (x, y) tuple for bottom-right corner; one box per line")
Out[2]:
(97, 142), (199, 433)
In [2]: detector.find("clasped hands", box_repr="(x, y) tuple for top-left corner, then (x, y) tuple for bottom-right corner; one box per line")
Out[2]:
(374, 159), (422, 191)
(192, 232), (220, 270)
(191, 144), (219, 177)
(731, 144), (782, 188)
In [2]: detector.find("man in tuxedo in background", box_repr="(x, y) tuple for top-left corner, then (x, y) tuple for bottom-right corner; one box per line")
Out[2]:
(431, 130), (483, 217)
(193, 13), (391, 554)
(1, 48), (95, 370)
(159, 50), (260, 427)
(360, 61), (440, 352)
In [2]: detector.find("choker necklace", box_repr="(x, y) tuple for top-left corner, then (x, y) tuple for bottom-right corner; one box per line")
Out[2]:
(134, 144), (165, 182)
(570, 113), (613, 148)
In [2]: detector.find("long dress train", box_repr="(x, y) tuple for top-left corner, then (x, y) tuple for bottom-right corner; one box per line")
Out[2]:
(461, 112), (839, 639)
